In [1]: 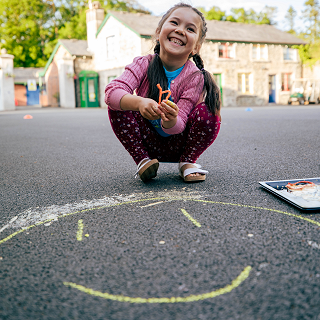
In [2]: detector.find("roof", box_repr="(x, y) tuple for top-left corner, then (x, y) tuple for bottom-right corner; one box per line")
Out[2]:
(14, 67), (44, 84)
(98, 11), (306, 45)
(97, 11), (159, 38)
(58, 39), (92, 57)
(39, 39), (92, 77)
(205, 20), (306, 45)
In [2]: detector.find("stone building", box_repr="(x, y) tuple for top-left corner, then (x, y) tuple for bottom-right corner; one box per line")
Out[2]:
(40, 1), (306, 108)
(38, 39), (94, 108)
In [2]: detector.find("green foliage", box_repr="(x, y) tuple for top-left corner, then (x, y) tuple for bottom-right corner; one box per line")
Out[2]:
(289, 1), (320, 66)
(202, 6), (235, 22)
(294, 41), (320, 66)
(302, 0), (320, 41)
(0, 0), (150, 67)
(58, 0), (150, 40)
(0, 0), (55, 67)
(285, 5), (297, 34)
(58, 6), (87, 39)
(201, 5), (277, 25)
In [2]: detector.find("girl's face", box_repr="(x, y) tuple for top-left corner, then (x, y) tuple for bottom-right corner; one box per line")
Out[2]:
(157, 7), (202, 66)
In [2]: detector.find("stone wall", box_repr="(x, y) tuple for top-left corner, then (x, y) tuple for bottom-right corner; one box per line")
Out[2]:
(200, 41), (302, 107)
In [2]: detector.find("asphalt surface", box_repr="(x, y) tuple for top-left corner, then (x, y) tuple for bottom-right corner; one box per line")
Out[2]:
(0, 105), (320, 320)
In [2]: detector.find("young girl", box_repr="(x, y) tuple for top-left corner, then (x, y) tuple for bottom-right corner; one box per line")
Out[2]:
(105, 2), (221, 183)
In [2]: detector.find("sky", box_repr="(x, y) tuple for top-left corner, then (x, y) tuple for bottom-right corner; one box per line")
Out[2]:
(137, 0), (307, 32)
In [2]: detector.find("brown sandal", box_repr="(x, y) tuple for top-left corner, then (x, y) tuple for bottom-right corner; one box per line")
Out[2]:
(135, 159), (159, 182)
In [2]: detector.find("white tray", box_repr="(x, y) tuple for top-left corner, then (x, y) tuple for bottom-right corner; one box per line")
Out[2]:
(259, 178), (320, 211)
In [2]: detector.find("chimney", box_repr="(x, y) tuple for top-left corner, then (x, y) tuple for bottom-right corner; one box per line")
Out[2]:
(86, 1), (105, 52)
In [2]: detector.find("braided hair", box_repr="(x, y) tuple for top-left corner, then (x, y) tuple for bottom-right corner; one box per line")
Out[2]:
(147, 2), (221, 117)
(192, 53), (221, 117)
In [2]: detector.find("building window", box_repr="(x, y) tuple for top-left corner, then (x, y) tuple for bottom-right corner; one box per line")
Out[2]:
(238, 73), (253, 94)
(281, 73), (292, 91)
(108, 76), (116, 83)
(252, 44), (268, 60)
(106, 36), (115, 59)
(218, 43), (234, 59)
(283, 47), (296, 61)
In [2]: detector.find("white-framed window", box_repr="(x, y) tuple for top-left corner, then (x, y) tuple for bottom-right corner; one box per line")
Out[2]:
(281, 73), (292, 91)
(218, 43), (234, 59)
(283, 47), (296, 61)
(106, 35), (115, 60)
(238, 73), (253, 94)
(252, 44), (268, 60)
(107, 75), (117, 83)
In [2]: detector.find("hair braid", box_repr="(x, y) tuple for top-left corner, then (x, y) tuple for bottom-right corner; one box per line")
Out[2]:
(154, 41), (160, 55)
(192, 53), (221, 116)
(192, 53), (204, 70)
(147, 41), (168, 102)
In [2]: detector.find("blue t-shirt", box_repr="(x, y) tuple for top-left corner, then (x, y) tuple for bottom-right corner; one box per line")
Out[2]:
(149, 65), (184, 137)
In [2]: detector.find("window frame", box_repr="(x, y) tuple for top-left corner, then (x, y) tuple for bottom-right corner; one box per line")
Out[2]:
(281, 73), (293, 92)
(218, 42), (234, 59)
(252, 44), (268, 61)
(106, 35), (116, 60)
(283, 47), (296, 61)
(238, 73), (253, 94)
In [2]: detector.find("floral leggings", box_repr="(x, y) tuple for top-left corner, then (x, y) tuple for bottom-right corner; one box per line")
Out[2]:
(108, 102), (221, 165)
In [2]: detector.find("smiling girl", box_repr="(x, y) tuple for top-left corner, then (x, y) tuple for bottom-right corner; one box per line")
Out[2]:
(105, 3), (221, 183)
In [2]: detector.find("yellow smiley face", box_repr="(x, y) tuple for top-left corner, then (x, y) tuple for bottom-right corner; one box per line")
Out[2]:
(1, 191), (320, 308)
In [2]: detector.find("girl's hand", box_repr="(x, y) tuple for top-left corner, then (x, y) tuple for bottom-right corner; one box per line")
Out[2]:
(137, 98), (161, 120)
(158, 100), (179, 129)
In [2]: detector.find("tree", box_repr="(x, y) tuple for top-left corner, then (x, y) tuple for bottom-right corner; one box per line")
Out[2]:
(202, 6), (277, 25)
(302, 0), (320, 41)
(0, 0), (57, 67)
(285, 6), (297, 34)
(0, 0), (150, 67)
(202, 6), (225, 21)
(58, 0), (150, 40)
(231, 6), (277, 25)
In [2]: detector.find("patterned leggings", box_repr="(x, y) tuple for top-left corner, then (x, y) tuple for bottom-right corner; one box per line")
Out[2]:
(108, 102), (221, 165)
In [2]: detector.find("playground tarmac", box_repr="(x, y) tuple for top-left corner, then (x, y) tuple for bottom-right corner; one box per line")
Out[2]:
(0, 105), (320, 320)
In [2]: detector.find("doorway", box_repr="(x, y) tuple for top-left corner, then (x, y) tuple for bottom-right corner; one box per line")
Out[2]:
(213, 73), (223, 106)
(269, 75), (276, 103)
(79, 70), (99, 108)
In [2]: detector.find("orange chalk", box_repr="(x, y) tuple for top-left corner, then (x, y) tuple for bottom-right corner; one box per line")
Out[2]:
(23, 115), (33, 119)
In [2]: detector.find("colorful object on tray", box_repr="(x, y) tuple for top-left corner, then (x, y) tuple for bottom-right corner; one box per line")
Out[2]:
(157, 83), (171, 105)
(286, 181), (316, 191)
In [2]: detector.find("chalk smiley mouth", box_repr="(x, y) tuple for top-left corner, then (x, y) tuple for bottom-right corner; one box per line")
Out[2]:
(63, 266), (252, 303)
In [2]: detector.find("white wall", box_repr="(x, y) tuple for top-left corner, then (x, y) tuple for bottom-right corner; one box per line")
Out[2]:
(0, 52), (15, 111)
(95, 16), (142, 72)
(57, 57), (76, 108)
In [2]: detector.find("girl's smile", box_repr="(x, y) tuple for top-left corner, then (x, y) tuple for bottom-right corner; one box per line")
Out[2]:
(157, 7), (202, 70)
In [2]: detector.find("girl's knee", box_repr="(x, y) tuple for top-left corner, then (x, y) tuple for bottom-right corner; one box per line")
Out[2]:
(189, 103), (220, 128)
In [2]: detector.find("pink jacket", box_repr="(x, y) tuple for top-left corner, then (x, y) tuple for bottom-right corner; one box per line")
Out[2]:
(105, 54), (204, 135)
